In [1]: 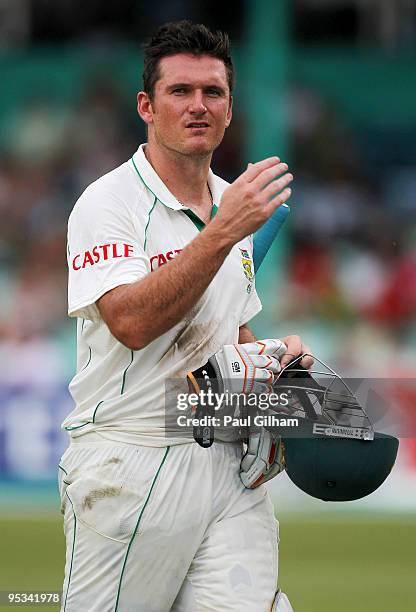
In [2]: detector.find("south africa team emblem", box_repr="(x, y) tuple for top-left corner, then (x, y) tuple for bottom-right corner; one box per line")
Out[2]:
(240, 248), (254, 283)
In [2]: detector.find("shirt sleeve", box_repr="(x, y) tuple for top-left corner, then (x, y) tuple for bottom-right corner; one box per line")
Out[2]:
(67, 184), (151, 321)
(239, 288), (262, 326)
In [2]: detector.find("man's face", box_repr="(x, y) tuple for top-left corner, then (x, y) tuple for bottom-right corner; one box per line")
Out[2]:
(139, 53), (233, 157)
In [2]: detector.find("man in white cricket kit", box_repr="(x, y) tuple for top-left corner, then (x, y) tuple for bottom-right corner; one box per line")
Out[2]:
(60, 21), (312, 612)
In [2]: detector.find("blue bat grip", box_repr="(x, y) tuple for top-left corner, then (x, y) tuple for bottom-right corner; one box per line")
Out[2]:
(253, 204), (290, 272)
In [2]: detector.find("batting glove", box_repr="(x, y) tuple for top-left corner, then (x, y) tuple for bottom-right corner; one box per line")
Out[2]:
(240, 428), (285, 488)
(187, 339), (287, 396)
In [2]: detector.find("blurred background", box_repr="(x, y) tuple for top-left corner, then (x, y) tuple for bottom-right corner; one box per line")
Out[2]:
(0, 0), (415, 610)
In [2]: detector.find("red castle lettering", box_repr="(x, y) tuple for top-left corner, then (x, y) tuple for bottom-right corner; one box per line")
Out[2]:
(72, 243), (134, 270)
(150, 249), (183, 271)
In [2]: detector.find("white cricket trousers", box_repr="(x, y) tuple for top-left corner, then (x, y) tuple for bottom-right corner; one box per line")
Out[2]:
(58, 438), (279, 612)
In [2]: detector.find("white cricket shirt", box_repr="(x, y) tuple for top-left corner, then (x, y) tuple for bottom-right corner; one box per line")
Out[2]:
(64, 144), (262, 446)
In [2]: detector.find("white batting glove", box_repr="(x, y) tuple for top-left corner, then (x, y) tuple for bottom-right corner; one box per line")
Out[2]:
(187, 339), (287, 396)
(240, 428), (285, 488)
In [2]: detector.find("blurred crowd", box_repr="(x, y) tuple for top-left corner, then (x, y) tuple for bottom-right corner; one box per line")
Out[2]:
(0, 75), (143, 383)
(281, 87), (416, 377)
(0, 70), (415, 390)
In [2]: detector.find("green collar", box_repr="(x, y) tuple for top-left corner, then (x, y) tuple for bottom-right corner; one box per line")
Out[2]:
(182, 204), (218, 231)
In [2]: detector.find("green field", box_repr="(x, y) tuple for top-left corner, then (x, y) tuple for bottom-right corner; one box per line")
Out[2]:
(0, 513), (415, 611)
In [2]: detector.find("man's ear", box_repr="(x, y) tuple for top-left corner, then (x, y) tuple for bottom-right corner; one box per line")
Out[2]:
(225, 95), (233, 128)
(137, 91), (154, 125)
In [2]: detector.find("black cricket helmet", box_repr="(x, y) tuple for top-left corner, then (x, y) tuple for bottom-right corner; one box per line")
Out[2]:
(272, 355), (399, 502)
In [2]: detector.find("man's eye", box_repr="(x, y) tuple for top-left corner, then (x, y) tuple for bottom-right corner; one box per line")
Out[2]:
(206, 89), (220, 96)
(172, 88), (186, 94)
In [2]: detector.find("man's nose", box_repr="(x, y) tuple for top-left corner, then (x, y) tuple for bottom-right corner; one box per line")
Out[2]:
(188, 92), (207, 114)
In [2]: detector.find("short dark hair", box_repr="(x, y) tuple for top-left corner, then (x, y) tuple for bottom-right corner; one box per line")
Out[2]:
(143, 21), (235, 99)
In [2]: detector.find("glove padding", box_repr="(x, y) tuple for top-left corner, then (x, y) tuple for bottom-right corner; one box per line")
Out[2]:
(240, 428), (285, 488)
(187, 339), (287, 396)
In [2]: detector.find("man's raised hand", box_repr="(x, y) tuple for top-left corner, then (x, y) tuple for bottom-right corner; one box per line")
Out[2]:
(210, 156), (293, 244)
